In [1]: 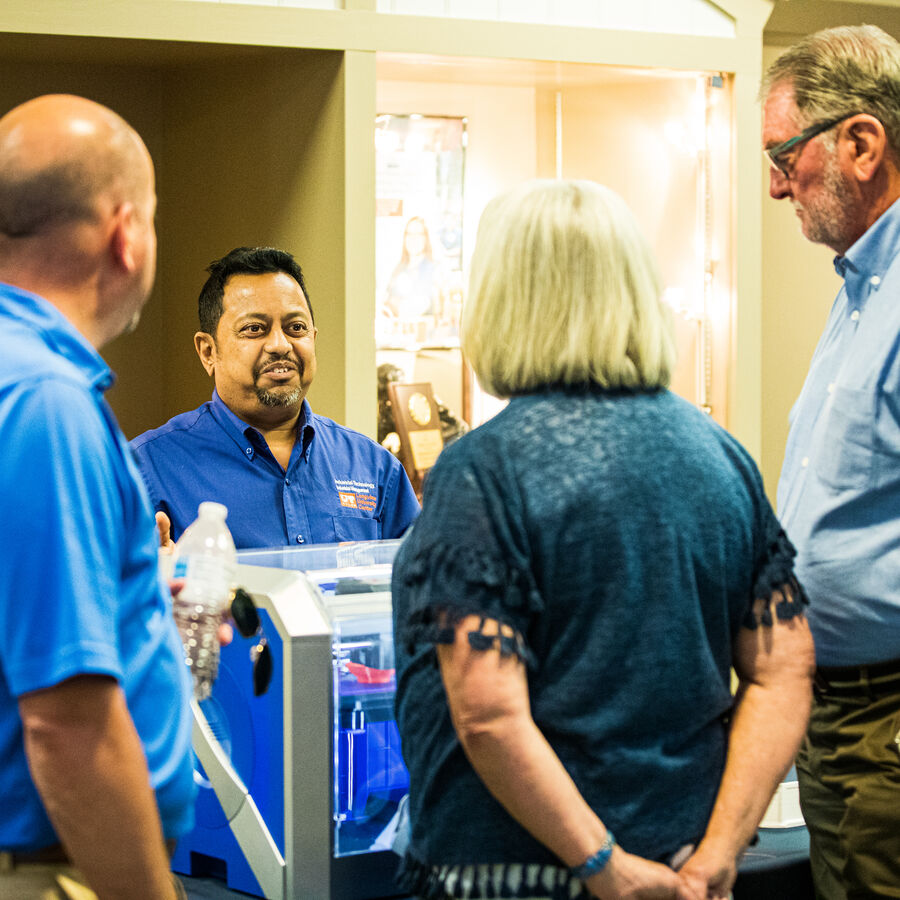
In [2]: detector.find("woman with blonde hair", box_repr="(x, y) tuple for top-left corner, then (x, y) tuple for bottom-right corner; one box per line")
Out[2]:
(391, 180), (814, 900)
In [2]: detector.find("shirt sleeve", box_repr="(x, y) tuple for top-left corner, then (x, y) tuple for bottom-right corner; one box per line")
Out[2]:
(130, 435), (164, 513)
(744, 488), (810, 630)
(391, 445), (542, 665)
(380, 454), (421, 539)
(0, 380), (125, 696)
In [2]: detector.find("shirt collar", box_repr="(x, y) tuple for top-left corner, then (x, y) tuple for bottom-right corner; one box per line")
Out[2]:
(209, 390), (316, 462)
(0, 281), (113, 393)
(833, 196), (900, 307)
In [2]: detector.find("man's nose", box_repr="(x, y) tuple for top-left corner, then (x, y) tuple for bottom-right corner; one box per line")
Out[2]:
(769, 166), (791, 199)
(264, 327), (291, 353)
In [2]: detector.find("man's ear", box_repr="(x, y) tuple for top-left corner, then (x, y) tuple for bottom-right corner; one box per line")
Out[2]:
(845, 114), (886, 182)
(109, 202), (138, 273)
(195, 331), (216, 376)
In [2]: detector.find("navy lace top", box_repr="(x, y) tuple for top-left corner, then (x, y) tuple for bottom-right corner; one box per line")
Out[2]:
(391, 388), (805, 900)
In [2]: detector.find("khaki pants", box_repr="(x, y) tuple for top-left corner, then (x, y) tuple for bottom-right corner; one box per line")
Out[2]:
(797, 670), (900, 900)
(0, 862), (97, 900)
(0, 860), (187, 900)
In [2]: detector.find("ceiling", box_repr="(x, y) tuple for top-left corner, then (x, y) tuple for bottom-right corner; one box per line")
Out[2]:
(765, 0), (900, 44)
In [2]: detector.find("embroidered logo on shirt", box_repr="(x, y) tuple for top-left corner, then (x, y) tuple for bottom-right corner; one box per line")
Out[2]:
(338, 491), (358, 509)
(335, 479), (377, 514)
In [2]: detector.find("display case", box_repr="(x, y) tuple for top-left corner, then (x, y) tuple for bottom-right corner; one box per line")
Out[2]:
(0, 0), (774, 464)
(172, 539), (408, 900)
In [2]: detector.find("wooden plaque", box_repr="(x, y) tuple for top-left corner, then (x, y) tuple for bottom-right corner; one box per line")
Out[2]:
(387, 381), (444, 498)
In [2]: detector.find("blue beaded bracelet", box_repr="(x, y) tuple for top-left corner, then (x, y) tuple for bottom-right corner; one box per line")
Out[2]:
(570, 831), (616, 880)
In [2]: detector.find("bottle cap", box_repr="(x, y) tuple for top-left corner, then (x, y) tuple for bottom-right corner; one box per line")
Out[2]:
(198, 501), (229, 519)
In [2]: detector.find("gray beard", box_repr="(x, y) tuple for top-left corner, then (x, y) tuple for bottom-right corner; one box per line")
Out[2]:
(256, 384), (303, 408)
(802, 149), (856, 251)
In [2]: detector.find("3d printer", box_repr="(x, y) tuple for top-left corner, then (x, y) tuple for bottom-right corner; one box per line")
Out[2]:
(171, 540), (409, 899)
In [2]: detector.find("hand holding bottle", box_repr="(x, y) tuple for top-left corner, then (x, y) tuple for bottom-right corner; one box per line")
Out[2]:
(171, 502), (237, 700)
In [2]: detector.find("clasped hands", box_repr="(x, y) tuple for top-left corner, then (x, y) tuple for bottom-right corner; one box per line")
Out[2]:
(585, 843), (735, 900)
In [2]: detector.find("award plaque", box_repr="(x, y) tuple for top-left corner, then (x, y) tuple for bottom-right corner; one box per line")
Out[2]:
(387, 381), (444, 497)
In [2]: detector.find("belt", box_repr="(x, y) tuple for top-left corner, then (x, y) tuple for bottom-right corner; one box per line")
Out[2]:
(0, 843), (70, 871)
(814, 656), (900, 697)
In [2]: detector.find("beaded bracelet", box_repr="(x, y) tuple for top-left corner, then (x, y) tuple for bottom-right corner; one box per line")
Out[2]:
(570, 830), (617, 881)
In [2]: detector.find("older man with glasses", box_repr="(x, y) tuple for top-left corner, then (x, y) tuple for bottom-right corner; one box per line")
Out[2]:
(762, 25), (900, 900)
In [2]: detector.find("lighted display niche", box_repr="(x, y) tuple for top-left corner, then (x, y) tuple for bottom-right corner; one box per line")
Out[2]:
(374, 57), (734, 479)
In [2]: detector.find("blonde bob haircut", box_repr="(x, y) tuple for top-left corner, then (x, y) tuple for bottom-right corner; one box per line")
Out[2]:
(462, 179), (675, 398)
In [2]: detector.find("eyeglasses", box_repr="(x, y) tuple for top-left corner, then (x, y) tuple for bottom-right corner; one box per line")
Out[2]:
(231, 588), (273, 697)
(765, 115), (851, 176)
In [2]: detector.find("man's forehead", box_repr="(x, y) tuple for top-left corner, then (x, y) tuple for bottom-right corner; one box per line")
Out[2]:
(222, 271), (310, 315)
(763, 82), (801, 141)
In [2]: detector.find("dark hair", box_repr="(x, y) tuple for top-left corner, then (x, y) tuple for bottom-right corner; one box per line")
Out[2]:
(198, 246), (312, 336)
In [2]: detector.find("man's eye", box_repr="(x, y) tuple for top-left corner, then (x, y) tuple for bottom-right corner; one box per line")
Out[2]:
(775, 151), (794, 172)
(241, 324), (264, 334)
(289, 322), (310, 334)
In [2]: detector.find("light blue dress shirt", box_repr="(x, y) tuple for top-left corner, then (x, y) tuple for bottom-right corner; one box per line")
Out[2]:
(777, 197), (900, 666)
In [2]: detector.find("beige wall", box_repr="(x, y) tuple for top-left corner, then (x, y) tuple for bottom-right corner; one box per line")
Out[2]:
(154, 49), (348, 439)
(0, 54), (168, 438)
(0, 38), (351, 440)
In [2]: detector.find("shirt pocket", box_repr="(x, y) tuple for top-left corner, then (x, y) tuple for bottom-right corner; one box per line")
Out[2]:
(813, 386), (873, 492)
(331, 513), (380, 542)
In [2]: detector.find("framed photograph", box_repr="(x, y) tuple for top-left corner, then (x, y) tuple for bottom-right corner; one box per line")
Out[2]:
(375, 114), (466, 350)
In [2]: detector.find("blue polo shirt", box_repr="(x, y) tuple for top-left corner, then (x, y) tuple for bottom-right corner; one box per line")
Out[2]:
(0, 283), (194, 850)
(131, 392), (419, 548)
(777, 197), (900, 666)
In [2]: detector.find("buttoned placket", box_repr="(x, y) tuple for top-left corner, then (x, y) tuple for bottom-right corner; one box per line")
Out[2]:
(282, 428), (314, 545)
(800, 260), (881, 476)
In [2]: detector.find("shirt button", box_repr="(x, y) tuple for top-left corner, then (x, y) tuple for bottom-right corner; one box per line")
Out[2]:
(285, 478), (291, 486)
(850, 309), (860, 321)
(870, 275), (881, 286)
(801, 456), (809, 468)
(296, 534), (305, 544)
(245, 447), (253, 457)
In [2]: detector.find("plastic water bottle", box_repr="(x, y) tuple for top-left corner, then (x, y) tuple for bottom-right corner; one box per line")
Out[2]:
(171, 501), (237, 700)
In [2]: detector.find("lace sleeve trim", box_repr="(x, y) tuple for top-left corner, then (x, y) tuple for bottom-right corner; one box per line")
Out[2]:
(396, 538), (541, 666)
(743, 528), (809, 629)
(401, 608), (535, 668)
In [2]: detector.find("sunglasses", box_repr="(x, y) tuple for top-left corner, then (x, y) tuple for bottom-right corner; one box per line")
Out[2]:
(230, 588), (273, 697)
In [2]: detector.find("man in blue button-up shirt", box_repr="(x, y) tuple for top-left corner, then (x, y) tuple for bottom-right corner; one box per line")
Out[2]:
(763, 26), (900, 899)
(131, 246), (419, 549)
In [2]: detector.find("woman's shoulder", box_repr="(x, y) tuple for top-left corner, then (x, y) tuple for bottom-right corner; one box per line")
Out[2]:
(651, 391), (767, 498)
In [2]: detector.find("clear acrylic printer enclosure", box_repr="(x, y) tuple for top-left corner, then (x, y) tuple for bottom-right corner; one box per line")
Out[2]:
(236, 541), (408, 861)
(178, 540), (409, 899)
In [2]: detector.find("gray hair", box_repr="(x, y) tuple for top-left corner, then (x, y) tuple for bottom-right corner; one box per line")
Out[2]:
(762, 25), (900, 157)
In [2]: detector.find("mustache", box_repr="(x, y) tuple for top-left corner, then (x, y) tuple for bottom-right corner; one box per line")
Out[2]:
(253, 353), (302, 379)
